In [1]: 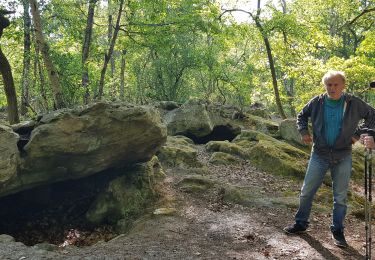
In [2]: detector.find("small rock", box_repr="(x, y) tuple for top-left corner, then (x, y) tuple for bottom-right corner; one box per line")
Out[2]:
(0, 234), (15, 243)
(153, 208), (176, 215)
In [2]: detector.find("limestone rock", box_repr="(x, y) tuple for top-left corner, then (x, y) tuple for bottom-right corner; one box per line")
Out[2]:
(209, 152), (242, 165)
(163, 100), (241, 142)
(242, 114), (279, 136)
(0, 102), (167, 197)
(0, 125), (19, 183)
(164, 100), (213, 137)
(153, 207), (177, 215)
(176, 175), (216, 193)
(86, 156), (165, 226)
(157, 136), (201, 167)
(205, 140), (248, 158)
(279, 118), (304, 145)
(0, 234), (15, 243)
(221, 130), (309, 178)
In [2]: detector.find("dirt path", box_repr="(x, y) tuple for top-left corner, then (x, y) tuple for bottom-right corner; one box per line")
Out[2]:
(58, 144), (368, 259)
(0, 144), (370, 259)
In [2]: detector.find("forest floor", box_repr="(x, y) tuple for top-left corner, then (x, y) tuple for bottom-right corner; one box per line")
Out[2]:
(0, 143), (371, 259)
(59, 144), (369, 259)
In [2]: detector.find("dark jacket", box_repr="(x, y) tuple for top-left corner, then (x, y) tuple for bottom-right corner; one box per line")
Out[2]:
(297, 93), (375, 160)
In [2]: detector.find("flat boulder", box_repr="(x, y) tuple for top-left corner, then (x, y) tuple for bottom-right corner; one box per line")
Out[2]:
(0, 102), (167, 197)
(163, 100), (241, 142)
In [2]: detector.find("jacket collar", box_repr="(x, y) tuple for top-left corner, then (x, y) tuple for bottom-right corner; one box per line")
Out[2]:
(318, 92), (352, 103)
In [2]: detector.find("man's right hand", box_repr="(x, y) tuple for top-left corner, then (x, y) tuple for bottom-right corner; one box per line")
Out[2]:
(364, 135), (375, 150)
(301, 134), (313, 145)
(359, 133), (375, 149)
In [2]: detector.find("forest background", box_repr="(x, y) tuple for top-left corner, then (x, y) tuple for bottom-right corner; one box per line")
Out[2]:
(0, 0), (374, 124)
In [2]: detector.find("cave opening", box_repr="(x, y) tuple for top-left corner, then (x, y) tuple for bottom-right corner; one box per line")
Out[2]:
(185, 125), (239, 144)
(0, 169), (122, 247)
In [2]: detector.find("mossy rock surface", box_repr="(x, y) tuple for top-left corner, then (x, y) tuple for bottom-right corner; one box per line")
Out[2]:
(0, 234), (15, 243)
(176, 176), (216, 193)
(209, 152), (242, 165)
(348, 190), (375, 219)
(221, 184), (266, 206)
(206, 130), (309, 178)
(85, 156), (165, 226)
(233, 129), (278, 143)
(241, 114), (279, 136)
(279, 118), (304, 145)
(232, 130), (309, 178)
(351, 143), (370, 182)
(158, 136), (202, 168)
(247, 139), (308, 178)
(153, 207), (177, 215)
(222, 184), (301, 209)
(205, 141), (248, 158)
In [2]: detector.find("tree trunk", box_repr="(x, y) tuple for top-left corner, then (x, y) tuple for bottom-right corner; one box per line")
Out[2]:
(0, 13), (20, 124)
(29, 0), (65, 109)
(119, 49), (127, 100)
(32, 25), (48, 111)
(0, 47), (20, 124)
(262, 34), (287, 119)
(280, 0), (295, 117)
(21, 0), (32, 115)
(108, 0), (115, 78)
(283, 78), (296, 117)
(82, 0), (97, 104)
(97, 0), (124, 99)
(253, 14), (286, 119)
(280, 0), (288, 43)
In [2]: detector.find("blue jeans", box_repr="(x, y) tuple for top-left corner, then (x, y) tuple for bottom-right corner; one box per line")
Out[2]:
(295, 151), (352, 232)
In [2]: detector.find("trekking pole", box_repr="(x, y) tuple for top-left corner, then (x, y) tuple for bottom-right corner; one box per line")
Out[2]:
(365, 148), (372, 260)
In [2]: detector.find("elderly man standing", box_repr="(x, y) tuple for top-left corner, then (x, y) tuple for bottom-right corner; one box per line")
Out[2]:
(284, 70), (375, 248)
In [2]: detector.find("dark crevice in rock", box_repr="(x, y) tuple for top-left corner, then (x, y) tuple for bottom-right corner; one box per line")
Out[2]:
(12, 122), (35, 157)
(0, 167), (124, 246)
(185, 125), (239, 144)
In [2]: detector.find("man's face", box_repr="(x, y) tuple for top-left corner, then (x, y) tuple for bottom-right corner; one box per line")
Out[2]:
(324, 75), (345, 100)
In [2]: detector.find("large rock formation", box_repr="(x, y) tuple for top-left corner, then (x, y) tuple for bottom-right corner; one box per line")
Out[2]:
(205, 130), (309, 178)
(0, 125), (19, 183)
(0, 102), (167, 197)
(157, 135), (202, 168)
(86, 156), (165, 230)
(162, 100), (241, 143)
(279, 118), (304, 145)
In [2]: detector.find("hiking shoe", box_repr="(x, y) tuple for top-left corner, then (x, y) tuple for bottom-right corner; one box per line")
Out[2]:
(283, 223), (307, 234)
(331, 229), (348, 248)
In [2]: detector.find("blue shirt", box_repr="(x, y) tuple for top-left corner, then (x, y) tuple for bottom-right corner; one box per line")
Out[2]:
(324, 96), (344, 147)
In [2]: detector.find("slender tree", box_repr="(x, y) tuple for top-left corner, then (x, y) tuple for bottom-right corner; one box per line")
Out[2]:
(29, 0), (65, 109)
(82, 0), (97, 104)
(20, 0), (31, 115)
(253, 1), (286, 119)
(280, 0), (296, 117)
(0, 10), (19, 124)
(31, 26), (48, 112)
(221, 0), (287, 119)
(97, 0), (124, 99)
(108, 0), (115, 78)
(119, 49), (127, 100)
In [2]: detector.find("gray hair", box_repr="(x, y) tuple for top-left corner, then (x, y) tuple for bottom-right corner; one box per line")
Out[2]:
(322, 70), (346, 85)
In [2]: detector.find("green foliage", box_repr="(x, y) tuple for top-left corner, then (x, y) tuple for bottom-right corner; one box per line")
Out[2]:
(0, 0), (375, 114)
